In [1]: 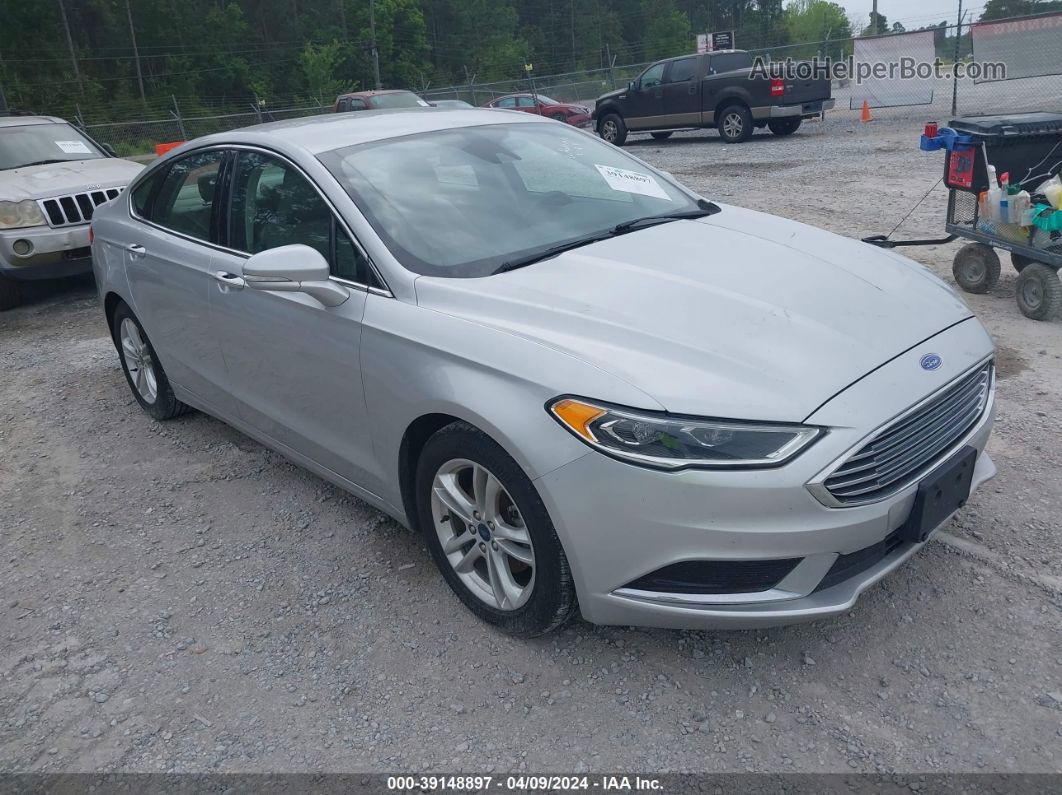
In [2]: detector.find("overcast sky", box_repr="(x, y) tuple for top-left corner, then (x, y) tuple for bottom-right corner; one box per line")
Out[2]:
(837, 0), (977, 31)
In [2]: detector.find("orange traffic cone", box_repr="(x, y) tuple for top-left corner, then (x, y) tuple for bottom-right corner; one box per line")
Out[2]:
(860, 100), (873, 123)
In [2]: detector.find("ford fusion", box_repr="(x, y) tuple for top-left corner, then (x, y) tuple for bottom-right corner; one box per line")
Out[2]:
(90, 109), (995, 636)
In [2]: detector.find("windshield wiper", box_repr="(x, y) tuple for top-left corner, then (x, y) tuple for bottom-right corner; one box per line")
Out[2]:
(494, 231), (616, 274)
(14, 159), (69, 168)
(493, 199), (721, 275)
(610, 199), (721, 234)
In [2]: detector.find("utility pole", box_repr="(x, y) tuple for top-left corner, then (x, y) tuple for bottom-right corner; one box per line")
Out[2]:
(570, 0), (576, 71)
(126, 0), (147, 105)
(369, 0), (382, 90)
(951, 0), (963, 116)
(871, 0), (878, 34)
(57, 0), (83, 95)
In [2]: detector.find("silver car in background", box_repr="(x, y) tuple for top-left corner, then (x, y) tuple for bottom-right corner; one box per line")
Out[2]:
(90, 109), (996, 636)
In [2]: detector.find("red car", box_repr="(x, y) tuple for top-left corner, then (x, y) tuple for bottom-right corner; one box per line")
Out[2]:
(482, 93), (591, 127)
(333, 90), (429, 113)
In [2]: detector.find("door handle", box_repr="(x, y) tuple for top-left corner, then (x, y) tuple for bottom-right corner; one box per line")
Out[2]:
(126, 243), (146, 258)
(212, 270), (245, 289)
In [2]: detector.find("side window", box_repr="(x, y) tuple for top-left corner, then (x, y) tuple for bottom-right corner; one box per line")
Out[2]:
(337, 98), (351, 112)
(229, 151), (376, 284)
(494, 97), (517, 108)
(150, 150), (225, 240)
(334, 223), (376, 286)
(349, 98), (367, 111)
(640, 63), (665, 89)
(130, 167), (167, 217)
(515, 96), (537, 108)
(666, 57), (697, 83)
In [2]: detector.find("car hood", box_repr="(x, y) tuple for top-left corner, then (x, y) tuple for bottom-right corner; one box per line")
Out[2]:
(414, 205), (973, 422)
(595, 87), (626, 104)
(0, 158), (143, 201)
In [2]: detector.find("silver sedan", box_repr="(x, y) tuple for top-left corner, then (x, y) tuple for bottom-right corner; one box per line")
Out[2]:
(91, 109), (996, 635)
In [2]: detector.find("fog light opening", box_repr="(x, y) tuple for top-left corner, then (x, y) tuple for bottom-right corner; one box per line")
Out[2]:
(12, 239), (33, 257)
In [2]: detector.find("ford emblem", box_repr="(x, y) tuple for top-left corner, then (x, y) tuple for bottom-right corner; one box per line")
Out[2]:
(920, 353), (943, 371)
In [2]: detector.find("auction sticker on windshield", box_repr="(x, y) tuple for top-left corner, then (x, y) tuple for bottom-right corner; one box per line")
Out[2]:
(595, 165), (670, 200)
(56, 140), (92, 154)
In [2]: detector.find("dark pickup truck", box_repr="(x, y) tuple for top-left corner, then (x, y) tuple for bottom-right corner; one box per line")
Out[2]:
(593, 50), (833, 145)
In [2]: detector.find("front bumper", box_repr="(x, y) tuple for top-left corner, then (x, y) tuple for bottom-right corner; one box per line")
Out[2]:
(768, 98), (835, 118)
(0, 224), (93, 281)
(534, 318), (996, 630)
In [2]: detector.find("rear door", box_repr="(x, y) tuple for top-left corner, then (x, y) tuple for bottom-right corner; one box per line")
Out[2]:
(208, 148), (380, 489)
(661, 56), (701, 126)
(515, 96), (541, 115)
(122, 148), (231, 412)
(624, 62), (666, 129)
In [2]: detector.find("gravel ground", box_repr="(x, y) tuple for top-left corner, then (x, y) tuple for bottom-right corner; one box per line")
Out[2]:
(2, 114), (1062, 775)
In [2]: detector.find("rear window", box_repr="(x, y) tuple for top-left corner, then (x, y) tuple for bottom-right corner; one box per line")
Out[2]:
(710, 53), (752, 73)
(370, 92), (429, 109)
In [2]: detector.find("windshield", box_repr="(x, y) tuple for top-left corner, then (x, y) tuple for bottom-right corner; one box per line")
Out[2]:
(319, 123), (699, 277)
(372, 92), (429, 109)
(0, 123), (104, 170)
(536, 95), (560, 105)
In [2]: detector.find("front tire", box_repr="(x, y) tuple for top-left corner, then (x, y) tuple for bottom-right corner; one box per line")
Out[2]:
(112, 301), (191, 420)
(767, 117), (801, 136)
(717, 104), (753, 143)
(1015, 263), (1062, 320)
(952, 243), (1000, 294)
(598, 113), (628, 146)
(415, 421), (577, 636)
(0, 273), (21, 311)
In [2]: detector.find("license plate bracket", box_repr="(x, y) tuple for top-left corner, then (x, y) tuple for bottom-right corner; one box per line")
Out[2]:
(901, 446), (977, 543)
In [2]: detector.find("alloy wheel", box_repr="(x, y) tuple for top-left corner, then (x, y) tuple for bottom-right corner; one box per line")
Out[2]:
(430, 458), (535, 611)
(120, 317), (158, 404)
(722, 112), (744, 139)
(601, 119), (618, 142)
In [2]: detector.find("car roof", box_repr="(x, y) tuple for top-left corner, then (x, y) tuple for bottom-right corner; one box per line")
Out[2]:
(0, 115), (68, 128)
(336, 89), (416, 100)
(190, 107), (549, 156)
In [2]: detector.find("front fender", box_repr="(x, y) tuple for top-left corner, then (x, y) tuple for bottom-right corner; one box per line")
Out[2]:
(359, 293), (662, 516)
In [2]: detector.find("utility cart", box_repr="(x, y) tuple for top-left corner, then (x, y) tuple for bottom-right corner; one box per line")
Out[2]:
(866, 113), (1062, 321)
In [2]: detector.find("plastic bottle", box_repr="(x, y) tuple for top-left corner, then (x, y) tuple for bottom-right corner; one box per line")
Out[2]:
(999, 172), (1010, 223)
(985, 165), (1001, 222)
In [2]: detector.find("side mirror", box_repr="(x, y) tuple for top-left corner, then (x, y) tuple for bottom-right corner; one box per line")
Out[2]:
(242, 244), (349, 307)
(628, 80), (637, 92)
(102, 142), (116, 156)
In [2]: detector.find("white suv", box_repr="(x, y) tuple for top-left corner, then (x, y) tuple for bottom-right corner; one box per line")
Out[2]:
(0, 114), (143, 309)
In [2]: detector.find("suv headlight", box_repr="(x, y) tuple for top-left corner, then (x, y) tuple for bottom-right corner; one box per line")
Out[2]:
(548, 397), (824, 469)
(0, 200), (47, 230)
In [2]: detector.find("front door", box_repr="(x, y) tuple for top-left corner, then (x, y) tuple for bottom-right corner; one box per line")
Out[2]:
(625, 62), (666, 130)
(208, 149), (380, 490)
(123, 148), (231, 412)
(661, 56), (701, 126)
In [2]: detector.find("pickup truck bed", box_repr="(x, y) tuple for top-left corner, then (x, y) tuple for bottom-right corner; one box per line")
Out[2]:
(593, 50), (834, 145)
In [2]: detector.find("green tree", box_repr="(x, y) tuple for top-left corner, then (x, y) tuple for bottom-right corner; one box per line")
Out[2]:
(299, 41), (348, 103)
(784, 0), (852, 59)
(642, 0), (690, 60)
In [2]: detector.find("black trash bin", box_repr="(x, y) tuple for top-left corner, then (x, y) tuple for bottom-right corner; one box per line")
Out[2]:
(944, 112), (1062, 193)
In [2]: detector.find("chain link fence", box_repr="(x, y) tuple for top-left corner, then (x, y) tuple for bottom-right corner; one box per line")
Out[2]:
(71, 12), (1062, 157)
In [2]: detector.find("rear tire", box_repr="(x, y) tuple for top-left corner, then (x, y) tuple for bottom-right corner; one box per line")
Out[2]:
(415, 421), (577, 637)
(952, 243), (1000, 294)
(598, 113), (628, 146)
(650, 131), (673, 140)
(548, 112), (567, 123)
(112, 301), (192, 420)
(717, 104), (753, 144)
(1015, 263), (1062, 320)
(0, 273), (21, 311)
(767, 117), (801, 136)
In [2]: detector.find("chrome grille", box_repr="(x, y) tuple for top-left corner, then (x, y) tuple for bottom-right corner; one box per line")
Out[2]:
(824, 362), (993, 504)
(37, 187), (124, 228)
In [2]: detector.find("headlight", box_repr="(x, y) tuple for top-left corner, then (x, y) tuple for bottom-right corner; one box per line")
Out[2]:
(548, 397), (824, 469)
(0, 200), (47, 230)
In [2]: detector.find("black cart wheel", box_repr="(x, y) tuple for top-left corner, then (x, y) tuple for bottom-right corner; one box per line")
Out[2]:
(1011, 252), (1035, 273)
(952, 243), (1000, 294)
(1015, 263), (1062, 321)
